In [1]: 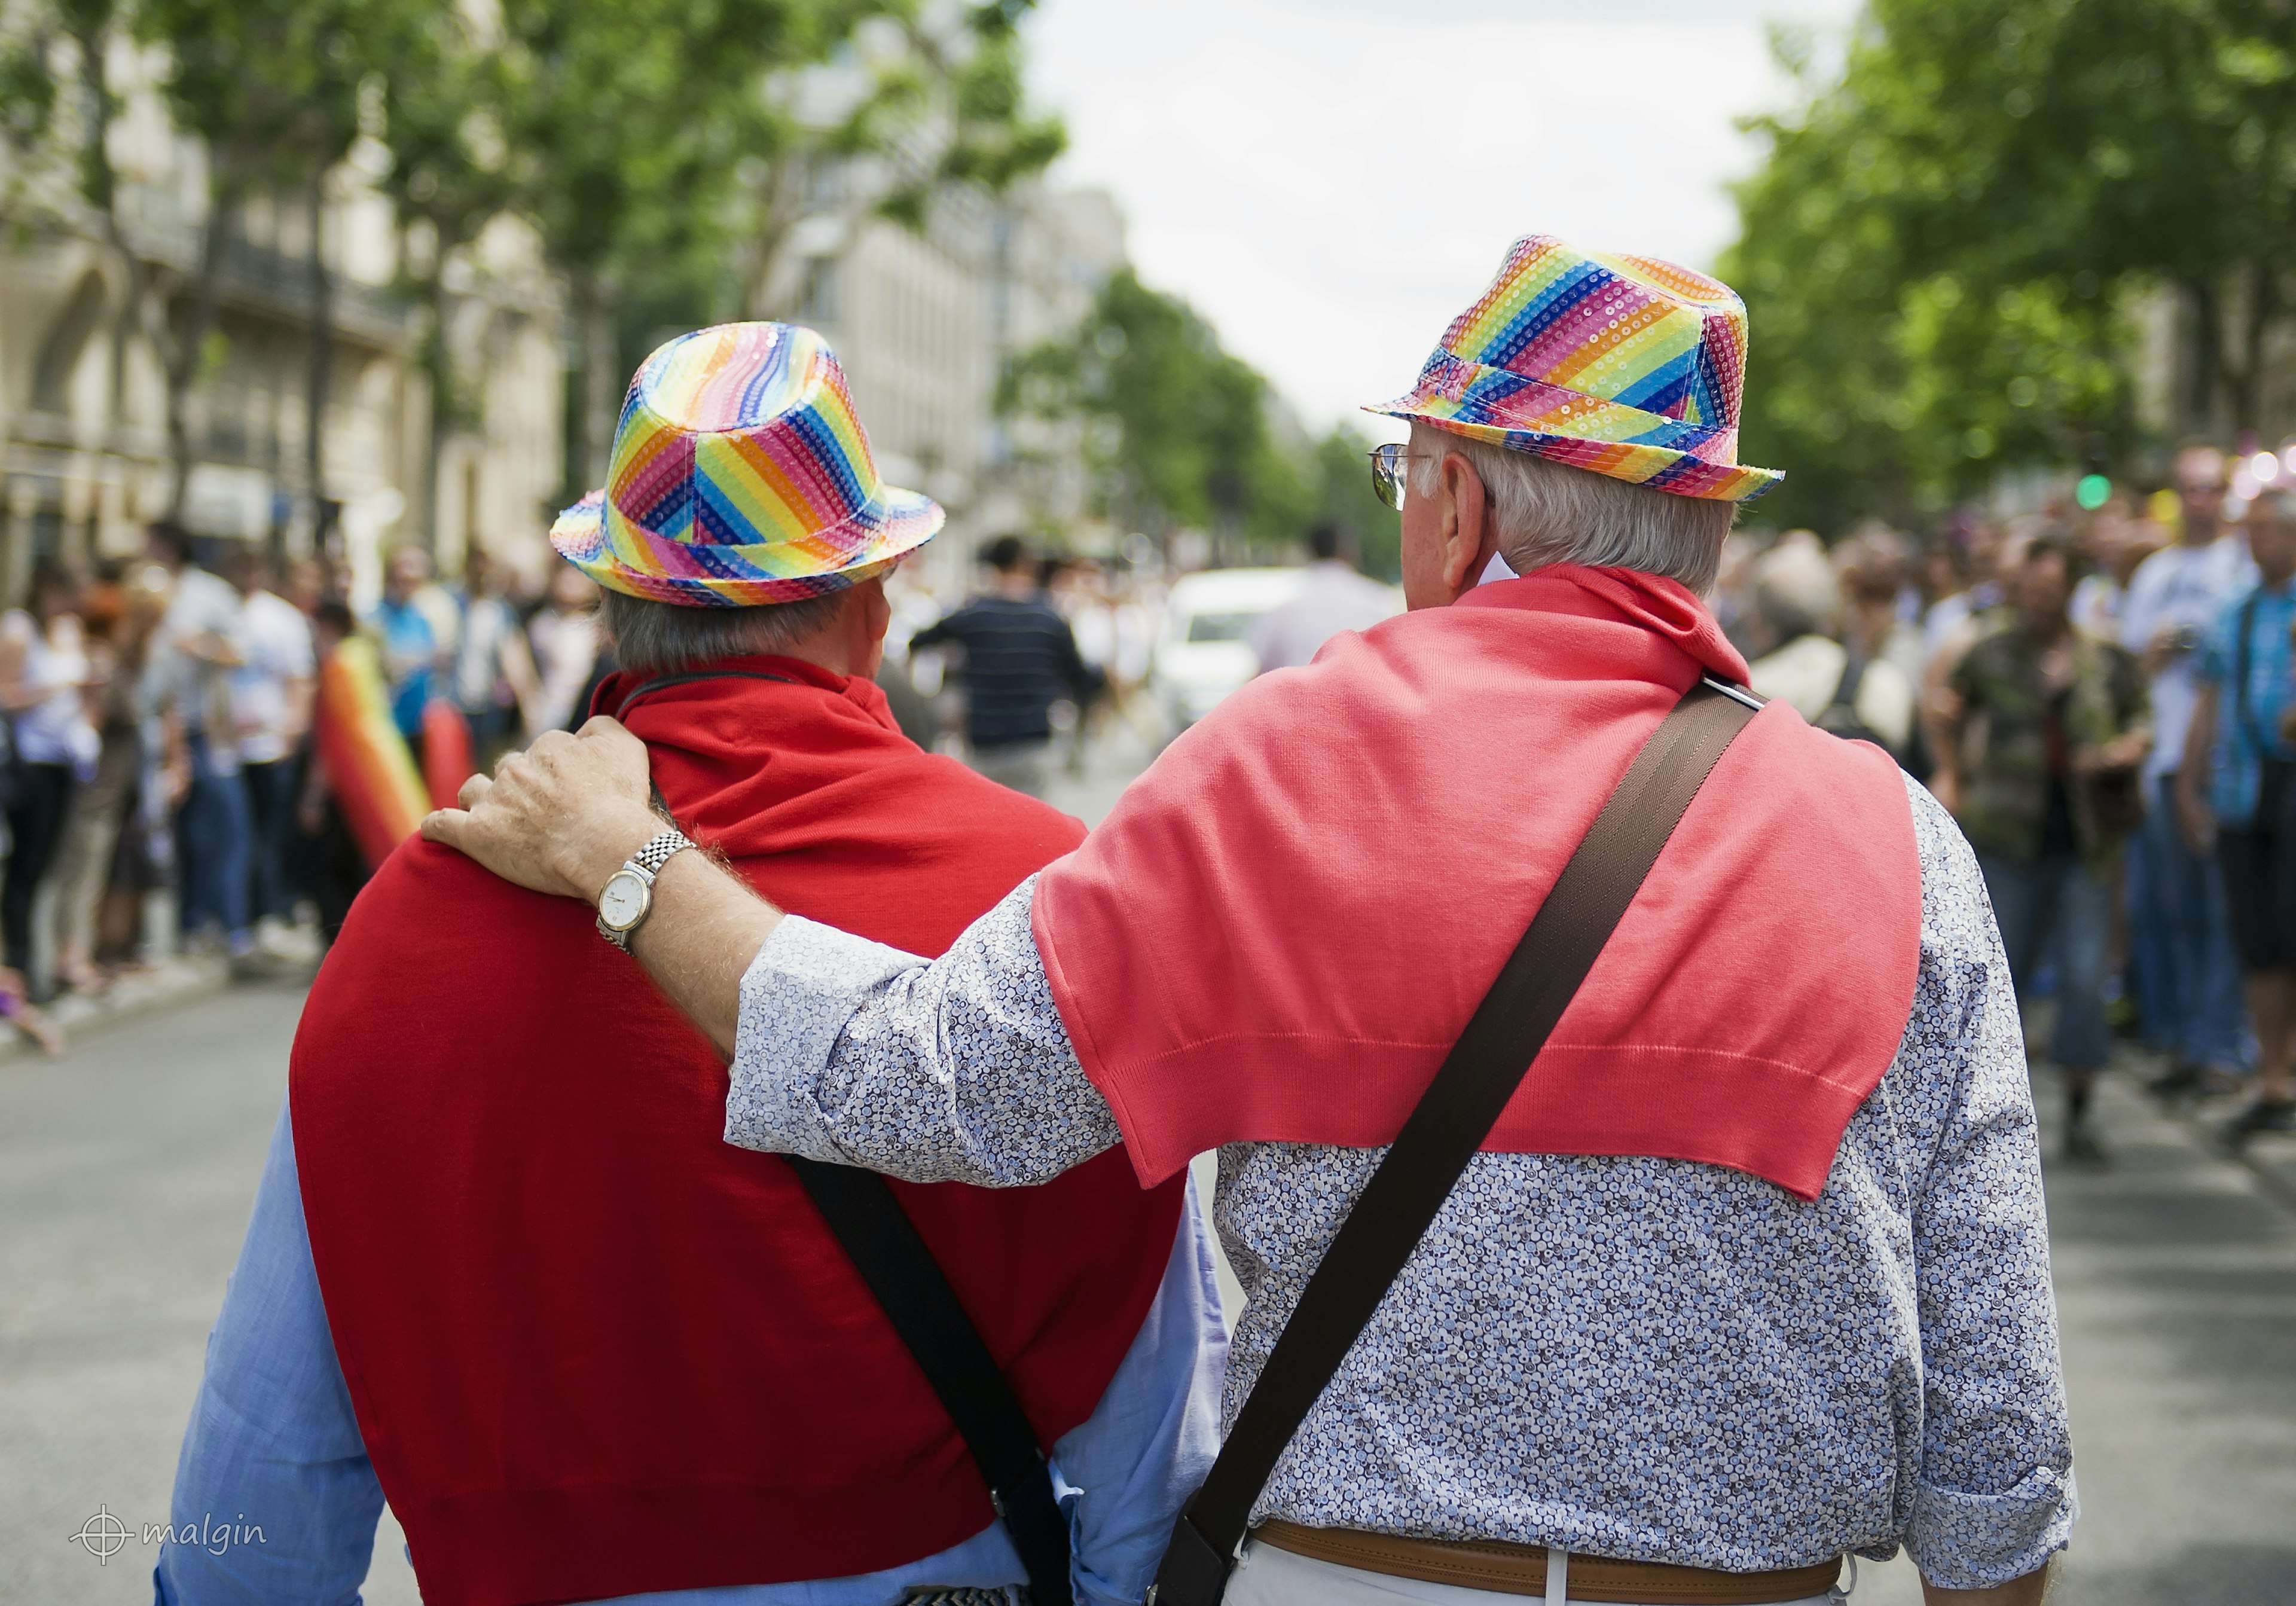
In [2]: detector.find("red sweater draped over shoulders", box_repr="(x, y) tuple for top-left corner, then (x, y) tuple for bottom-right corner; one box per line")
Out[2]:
(1032, 567), (1922, 1201)
(292, 654), (1183, 1606)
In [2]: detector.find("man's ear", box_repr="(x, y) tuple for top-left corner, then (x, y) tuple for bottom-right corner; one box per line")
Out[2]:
(850, 577), (893, 662)
(1437, 452), (1498, 599)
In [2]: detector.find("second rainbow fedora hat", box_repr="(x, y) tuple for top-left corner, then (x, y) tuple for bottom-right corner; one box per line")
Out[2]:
(551, 322), (944, 606)
(1367, 236), (1782, 503)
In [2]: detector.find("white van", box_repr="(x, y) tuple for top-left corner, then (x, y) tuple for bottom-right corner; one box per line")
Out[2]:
(1149, 567), (1309, 734)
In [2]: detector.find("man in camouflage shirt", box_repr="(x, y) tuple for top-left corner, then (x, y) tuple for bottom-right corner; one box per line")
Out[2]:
(1946, 533), (2151, 1162)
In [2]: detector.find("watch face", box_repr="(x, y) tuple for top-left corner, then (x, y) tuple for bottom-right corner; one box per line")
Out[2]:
(599, 869), (649, 931)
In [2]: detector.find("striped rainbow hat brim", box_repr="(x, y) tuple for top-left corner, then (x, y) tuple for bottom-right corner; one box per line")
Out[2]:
(550, 485), (942, 607)
(1366, 353), (1781, 503)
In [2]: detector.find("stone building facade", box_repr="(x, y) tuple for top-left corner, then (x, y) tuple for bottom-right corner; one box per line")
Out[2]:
(0, 35), (562, 607)
(5, 28), (1120, 609)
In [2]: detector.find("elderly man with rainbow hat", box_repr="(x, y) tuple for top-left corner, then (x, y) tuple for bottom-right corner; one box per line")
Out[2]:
(430, 240), (2077, 1606)
(158, 323), (1228, 1606)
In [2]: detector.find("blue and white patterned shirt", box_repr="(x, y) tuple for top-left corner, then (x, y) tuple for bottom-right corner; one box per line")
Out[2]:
(726, 774), (2075, 1592)
(2196, 579), (2296, 828)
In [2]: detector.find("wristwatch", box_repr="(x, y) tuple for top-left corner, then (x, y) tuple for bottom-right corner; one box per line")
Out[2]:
(596, 829), (696, 951)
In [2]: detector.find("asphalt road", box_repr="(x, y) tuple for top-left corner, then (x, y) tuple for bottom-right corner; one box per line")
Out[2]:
(4, 984), (2292, 1605)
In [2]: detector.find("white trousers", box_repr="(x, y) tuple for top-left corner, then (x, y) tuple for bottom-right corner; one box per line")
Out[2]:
(1225, 1538), (1844, 1606)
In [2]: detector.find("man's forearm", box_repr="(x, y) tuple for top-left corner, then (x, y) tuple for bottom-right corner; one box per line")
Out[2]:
(627, 848), (782, 1058)
(722, 883), (1123, 1184)
(558, 800), (781, 1059)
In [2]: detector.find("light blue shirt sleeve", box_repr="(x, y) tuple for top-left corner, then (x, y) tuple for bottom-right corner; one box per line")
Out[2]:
(159, 1093), (1223, 1606)
(155, 1095), (386, 1605)
(1051, 1171), (1228, 1606)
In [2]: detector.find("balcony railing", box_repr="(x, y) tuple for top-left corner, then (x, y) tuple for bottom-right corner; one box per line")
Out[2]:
(120, 194), (413, 352)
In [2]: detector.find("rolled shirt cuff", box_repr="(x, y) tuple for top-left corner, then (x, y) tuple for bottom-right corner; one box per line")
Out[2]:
(724, 914), (923, 1158)
(1904, 1463), (2078, 1590)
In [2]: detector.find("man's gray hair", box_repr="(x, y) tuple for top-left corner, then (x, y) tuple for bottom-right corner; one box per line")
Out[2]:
(1409, 423), (1736, 593)
(598, 587), (848, 674)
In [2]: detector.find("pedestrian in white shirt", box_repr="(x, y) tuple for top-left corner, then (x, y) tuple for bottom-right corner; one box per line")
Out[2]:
(1248, 524), (1402, 673)
(2121, 445), (2256, 1089)
(223, 545), (316, 932)
(451, 550), (535, 762)
(523, 564), (604, 737)
(144, 522), (259, 960)
(1744, 536), (1915, 759)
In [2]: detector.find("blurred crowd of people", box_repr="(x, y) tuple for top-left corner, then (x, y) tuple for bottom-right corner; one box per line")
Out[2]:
(48, 472), (2292, 1157)
(0, 518), (1194, 1055)
(1719, 443), (2296, 1158)
(0, 524), (615, 1054)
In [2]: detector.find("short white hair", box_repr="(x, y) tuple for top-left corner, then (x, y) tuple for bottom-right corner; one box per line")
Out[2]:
(1409, 423), (1736, 593)
(599, 586), (849, 673)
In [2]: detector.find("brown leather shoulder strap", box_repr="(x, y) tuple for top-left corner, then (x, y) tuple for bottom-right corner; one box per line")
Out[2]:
(1150, 677), (1764, 1605)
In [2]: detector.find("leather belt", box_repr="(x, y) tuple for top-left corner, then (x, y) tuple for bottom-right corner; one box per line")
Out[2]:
(1251, 1521), (1843, 1604)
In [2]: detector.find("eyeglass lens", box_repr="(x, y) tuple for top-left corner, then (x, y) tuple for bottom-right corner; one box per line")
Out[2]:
(1369, 444), (1406, 510)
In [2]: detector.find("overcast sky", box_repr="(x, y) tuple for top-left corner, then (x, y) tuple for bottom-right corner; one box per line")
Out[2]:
(1024, 0), (1864, 436)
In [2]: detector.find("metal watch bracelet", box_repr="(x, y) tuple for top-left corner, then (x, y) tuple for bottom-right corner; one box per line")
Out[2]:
(596, 829), (695, 951)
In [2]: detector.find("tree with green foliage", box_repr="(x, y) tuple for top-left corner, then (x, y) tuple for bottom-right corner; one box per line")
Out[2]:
(1864, 0), (2296, 433)
(1302, 422), (1400, 581)
(494, 0), (844, 493)
(494, 0), (1068, 499)
(374, 3), (519, 545)
(4, 0), (445, 530)
(727, 0), (1072, 417)
(135, 0), (422, 524)
(1002, 267), (1306, 560)
(859, 0), (1068, 229)
(1724, 0), (2296, 533)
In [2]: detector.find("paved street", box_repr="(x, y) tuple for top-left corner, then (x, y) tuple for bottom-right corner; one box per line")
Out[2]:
(0, 984), (422, 1606)
(4, 981), (2293, 1604)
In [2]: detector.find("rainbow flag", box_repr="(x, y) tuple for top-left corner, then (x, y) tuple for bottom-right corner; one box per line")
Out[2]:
(316, 637), (428, 870)
(421, 700), (474, 812)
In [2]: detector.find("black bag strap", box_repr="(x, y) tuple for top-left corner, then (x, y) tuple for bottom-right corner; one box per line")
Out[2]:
(1149, 677), (1764, 1606)
(614, 668), (801, 718)
(1828, 647), (1868, 717)
(625, 663), (1071, 1603)
(790, 1157), (1074, 1606)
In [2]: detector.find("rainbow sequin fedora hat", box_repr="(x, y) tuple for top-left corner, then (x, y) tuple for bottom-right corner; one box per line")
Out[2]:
(1366, 236), (1782, 503)
(550, 322), (944, 606)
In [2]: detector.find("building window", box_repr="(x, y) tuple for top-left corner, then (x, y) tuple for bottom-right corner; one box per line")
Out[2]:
(30, 509), (63, 562)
